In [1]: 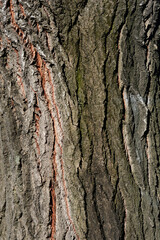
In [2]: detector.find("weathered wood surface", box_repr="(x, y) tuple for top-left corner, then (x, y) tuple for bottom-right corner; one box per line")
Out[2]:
(1, 0), (160, 239)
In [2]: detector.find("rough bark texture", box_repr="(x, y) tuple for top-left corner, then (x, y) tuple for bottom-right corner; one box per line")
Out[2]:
(1, 0), (160, 239)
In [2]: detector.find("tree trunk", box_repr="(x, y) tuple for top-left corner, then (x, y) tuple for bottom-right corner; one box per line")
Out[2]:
(0, 0), (160, 239)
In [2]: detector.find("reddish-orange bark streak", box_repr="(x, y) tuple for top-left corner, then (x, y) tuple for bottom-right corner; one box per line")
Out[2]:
(50, 150), (58, 240)
(53, 150), (58, 180)
(37, 23), (40, 34)
(43, 6), (50, 18)
(6, 62), (10, 69)
(37, 53), (43, 75)
(11, 99), (14, 107)
(10, 0), (16, 25)
(51, 185), (56, 240)
(36, 54), (57, 240)
(0, 38), (2, 50)
(19, 3), (26, 17)
(35, 116), (40, 136)
(10, 0), (25, 41)
(19, 29), (24, 40)
(36, 54), (80, 240)
(30, 43), (36, 59)
(47, 69), (63, 132)
(6, 38), (11, 44)
(8, 3), (79, 237)
(35, 138), (40, 155)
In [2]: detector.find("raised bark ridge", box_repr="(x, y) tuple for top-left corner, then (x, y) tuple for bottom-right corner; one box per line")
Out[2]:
(1, 0), (160, 239)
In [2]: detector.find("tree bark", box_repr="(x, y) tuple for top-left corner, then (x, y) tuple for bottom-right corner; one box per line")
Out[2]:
(0, 0), (160, 239)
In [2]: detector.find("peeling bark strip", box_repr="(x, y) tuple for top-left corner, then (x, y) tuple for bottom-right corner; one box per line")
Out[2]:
(1, 0), (160, 239)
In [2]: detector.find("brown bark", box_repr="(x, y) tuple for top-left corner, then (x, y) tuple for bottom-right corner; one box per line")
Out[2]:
(0, 0), (160, 239)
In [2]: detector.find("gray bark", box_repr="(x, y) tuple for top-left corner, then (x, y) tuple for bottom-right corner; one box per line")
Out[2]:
(0, 0), (160, 239)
